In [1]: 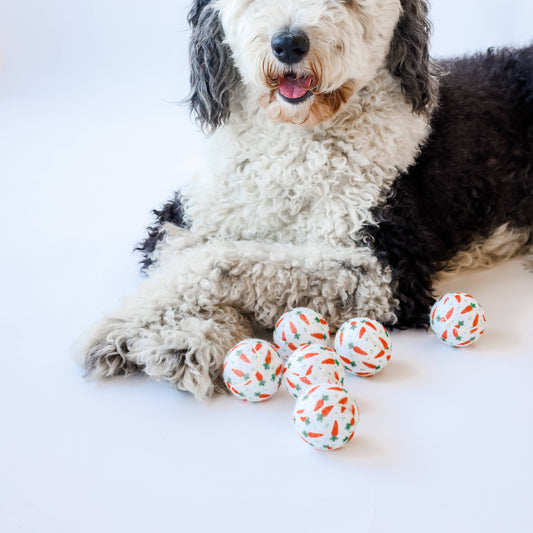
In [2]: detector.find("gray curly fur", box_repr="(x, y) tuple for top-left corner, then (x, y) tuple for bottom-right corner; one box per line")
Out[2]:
(188, 1), (241, 131)
(386, 0), (439, 114)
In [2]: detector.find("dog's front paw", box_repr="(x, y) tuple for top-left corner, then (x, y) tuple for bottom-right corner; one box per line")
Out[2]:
(73, 317), (143, 379)
(74, 308), (252, 399)
(135, 313), (253, 398)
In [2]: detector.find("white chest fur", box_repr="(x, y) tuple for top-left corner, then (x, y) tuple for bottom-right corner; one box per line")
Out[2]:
(185, 70), (430, 247)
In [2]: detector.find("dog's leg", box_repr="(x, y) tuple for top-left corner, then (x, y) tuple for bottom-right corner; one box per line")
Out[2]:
(76, 305), (253, 397)
(76, 239), (396, 397)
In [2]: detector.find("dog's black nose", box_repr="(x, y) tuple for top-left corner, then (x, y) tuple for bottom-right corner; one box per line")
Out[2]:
(271, 31), (310, 65)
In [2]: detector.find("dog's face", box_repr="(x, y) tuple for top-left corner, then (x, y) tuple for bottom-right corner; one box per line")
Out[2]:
(188, 0), (435, 130)
(218, 0), (402, 127)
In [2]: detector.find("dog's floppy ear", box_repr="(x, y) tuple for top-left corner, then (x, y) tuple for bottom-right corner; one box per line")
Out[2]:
(386, 0), (438, 115)
(188, 0), (240, 132)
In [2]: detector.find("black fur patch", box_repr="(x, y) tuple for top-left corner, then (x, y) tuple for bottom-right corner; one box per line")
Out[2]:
(367, 45), (533, 328)
(136, 192), (191, 272)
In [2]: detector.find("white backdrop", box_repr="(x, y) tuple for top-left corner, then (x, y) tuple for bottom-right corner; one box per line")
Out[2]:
(1, 2), (532, 533)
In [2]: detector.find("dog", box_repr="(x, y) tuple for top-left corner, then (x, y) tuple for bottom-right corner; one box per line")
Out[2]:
(76, 0), (533, 398)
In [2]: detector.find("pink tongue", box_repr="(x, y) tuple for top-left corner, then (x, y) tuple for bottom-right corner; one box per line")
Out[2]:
(279, 76), (313, 99)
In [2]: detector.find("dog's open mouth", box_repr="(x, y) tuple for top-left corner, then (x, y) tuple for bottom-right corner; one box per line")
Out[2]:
(278, 73), (316, 104)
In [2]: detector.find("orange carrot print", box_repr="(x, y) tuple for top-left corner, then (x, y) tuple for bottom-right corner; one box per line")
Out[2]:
(289, 322), (297, 334)
(314, 399), (325, 411)
(353, 346), (368, 356)
(299, 314), (310, 325)
(331, 420), (339, 437)
(232, 368), (244, 377)
(321, 405), (334, 417)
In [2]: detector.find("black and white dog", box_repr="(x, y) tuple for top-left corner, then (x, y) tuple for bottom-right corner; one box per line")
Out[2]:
(76, 0), (533, 397)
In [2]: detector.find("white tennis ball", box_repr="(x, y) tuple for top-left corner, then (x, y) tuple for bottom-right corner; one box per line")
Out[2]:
(293, 384), (359, 451)
(273, 307), (330, 359)
(284, 344), (345, 399)
(334, 317), (392, 376)
(430, 292), (487, 347)
(223, 339), (283, 401)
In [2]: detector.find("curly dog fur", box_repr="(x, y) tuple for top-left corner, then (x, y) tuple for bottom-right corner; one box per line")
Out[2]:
(76, 0), (533, 398)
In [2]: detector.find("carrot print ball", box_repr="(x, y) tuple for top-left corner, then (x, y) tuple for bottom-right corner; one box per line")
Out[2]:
(334, 317), (392, 376)
(293, 384), (359, 451)
(273, 307), (330, 360)
(284, 344), (346, 399)
(223, 339), (284, 401)
(430, 292), (487, 347)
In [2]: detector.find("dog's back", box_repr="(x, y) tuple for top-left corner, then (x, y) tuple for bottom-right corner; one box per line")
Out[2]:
(367, 45), (533, 327)
(414, 44), (533, 243)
